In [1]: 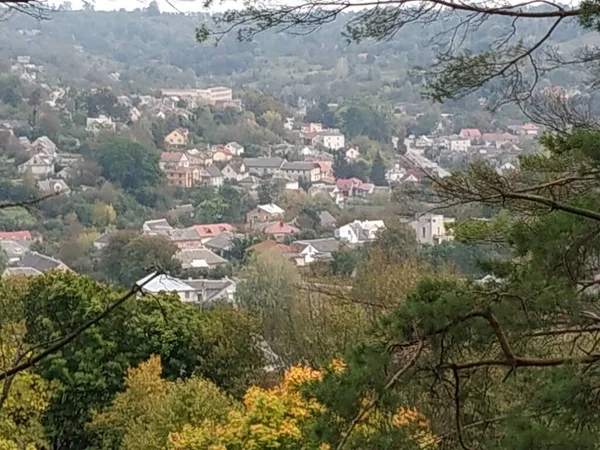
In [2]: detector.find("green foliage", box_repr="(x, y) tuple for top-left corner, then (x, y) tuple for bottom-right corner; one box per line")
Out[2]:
(338, 105), (391, 141)
(21, 272), (264, 450)
(95, 137), (162, 205)
(369, 151), (387, 186)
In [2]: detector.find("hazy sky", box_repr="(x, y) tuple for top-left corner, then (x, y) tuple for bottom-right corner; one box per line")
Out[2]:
(54, 0), (261, 13)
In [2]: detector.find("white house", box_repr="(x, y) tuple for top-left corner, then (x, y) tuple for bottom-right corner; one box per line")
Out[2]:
(409, 213), (455, 245)
(441, 136), (470, 153)
(225, 142), (244, 155)
(86, 115), (116, 133)
(345, 147), (360, 161)
(315, 130), (345, 150)
(334, 220), (386, 244)
(135, 272), (236, 304)
(18, 154), (54, 177)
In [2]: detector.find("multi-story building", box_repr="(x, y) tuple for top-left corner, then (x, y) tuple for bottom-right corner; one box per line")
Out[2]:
(280, 161), (321, 183)
(409, 213), (455, 245)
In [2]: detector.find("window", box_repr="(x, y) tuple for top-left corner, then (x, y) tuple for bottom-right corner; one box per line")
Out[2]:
(422, 227), (426, 238)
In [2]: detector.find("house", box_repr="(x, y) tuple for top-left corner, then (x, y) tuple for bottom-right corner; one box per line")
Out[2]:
(238, 175), (260, 190)
(186, 148), (213, 167)
(18, 154), (54, 177)
(482, 133), (520, 148)
(314, 161), (333, 178)
(222, 161), (246, 181)
(142, 218), (173, 236)
(459, 128), (482, 139)
(160, 152), (189, 170)
(129, 107), (142, 122)
(164, 128), (190, 149)
(335, 220), (386, 244)
(335, 178), (375, 198)
(185, 278), (237, 303)
(3, 267), (43, 277)
(508, 123), (539, 136)
(0, 230), (32, 242)
(301, 123), (323, 133)
(314, 129), (345, 150)
(246, 204), (285, 224)
(225, 142), (244, 156)
(192, 223), (236, 243)
(243, 157), (284, 176)
(292, 238), (346, 263)
(409, 213), (455, 245)
(86, 115), (116, 133)
(176, 248), (228, 270)
(280, 161), (321, 183)
(200, 165), (224, 187)
(212, 146), (234, 162)
(318, 210), (337, 229)
(414, 136), (434, 148)
(29, 136), (57, 157)
(37, 179), (70, 196)
(345, 148), (360, 161)
(0, 240), (29, 263)
(135, 272), (235, 304)
(17, 251), (70, 273)
(136, 272), (197, 302)
(165, 167), (196, 188)
(272, 176), (299, 191)
(441, 135), (471, 152)
(261, 221), (300, 239)
(169, 228), (203, 249)
(166, 204), (195, 220)
(93, 232), (115, 250)
(204, 231), (243, 257)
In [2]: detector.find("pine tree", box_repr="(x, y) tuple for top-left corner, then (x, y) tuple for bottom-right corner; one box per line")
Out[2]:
(370, 151), (387, 186)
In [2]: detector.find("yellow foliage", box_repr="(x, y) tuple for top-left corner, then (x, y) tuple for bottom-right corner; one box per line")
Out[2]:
(91, 201), (117, 228)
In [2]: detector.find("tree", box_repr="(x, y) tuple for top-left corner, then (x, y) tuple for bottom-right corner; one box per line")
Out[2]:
(90, 356), (233, 450)
(198, 0), (600, 111)
(21, 272), (265, 450)
(95, 137), (162, 200)
(91, 201), (116, 229)
(369, 152), (387, 186)
(118, 235), (180, 286)
(36, 112), (61, 141)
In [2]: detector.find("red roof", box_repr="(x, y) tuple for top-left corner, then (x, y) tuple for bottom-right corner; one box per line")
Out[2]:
(264, 222), (300, 235)
(315, 161), (332, 174)
(161, 152), (186, 162)
(482, 133), (519, 142)
(522, 123), (538, 130)
(192, 223), (235, 238)
(336, 178), (363, 190)
(249, 240), (293, 254)
(0, 230), (32, 241)
(460, 128), (482, 138)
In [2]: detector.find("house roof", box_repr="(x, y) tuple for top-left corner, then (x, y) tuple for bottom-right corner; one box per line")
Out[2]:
(192, 223), (236, 238)
(257, 204), (285, 215)
(204, 231), (242, 251)
(336, 178), (364, 190)
(482, 132), (519, 142)
(239, 175), (259, 186)
(249, 240), (293, 254)
(0, 230), (32, 241)
(32, 136), (56, 151)
(3, 267), (42, 277)
(281, 161), (318, 171)
(18, 251), (67, 273)
(143, 219), (173, 232)
(263, 221), (300, 235)
(315, 161), (332, 174)
(242, 157), (284, 168)
(175, 248), (227, 267)
(460, 128), (482, 138)
(136, 272), (196, 293)
(226, 142), (243, 150)
(185, 278), (235, 302)
(0, 240), (29, 258)
(37, 179), (69, 194)
(294, 237), (344, 254)
(522, 123), (538, 130)
(94, 232), (116, 245)
(203, 165), (223, 178)
(318, 210), (337, 227)
(170, 227), (202, 242)
(161, 152), (186, 162)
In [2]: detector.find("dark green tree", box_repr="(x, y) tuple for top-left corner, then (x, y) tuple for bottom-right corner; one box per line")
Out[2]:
(369, 152), (388, 186)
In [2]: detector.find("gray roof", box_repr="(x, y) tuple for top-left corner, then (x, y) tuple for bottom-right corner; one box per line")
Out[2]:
(185, 278), (235, 302)
(143, 219), (172, 232)
(319, 210), (337, 228)
(94, 232), (116, 245)
(281, 161), (318, 171)
(169, 227), (201, 242)
(294, 238), (345, 254)
(0, 240), (29, 259)
(18, 251), (67, 272)
(176, 249), (227, 267)
(204, 231), (243, 251)
(204, 165), (223, 178)
(3, 267), (43, 277)
(243, 157), (284, 169)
